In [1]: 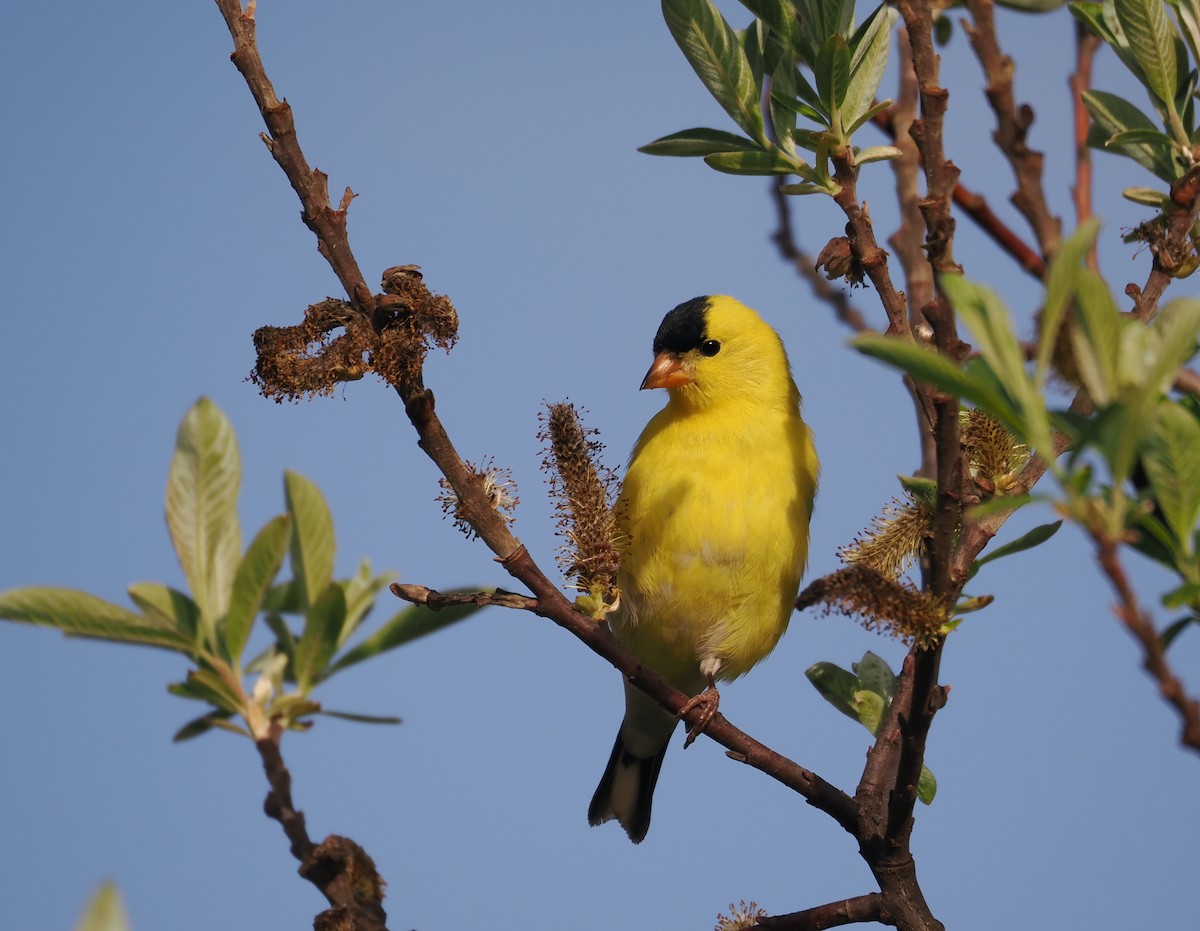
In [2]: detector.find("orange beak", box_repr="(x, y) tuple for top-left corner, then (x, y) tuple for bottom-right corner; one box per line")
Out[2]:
(640, 351), (692, 390)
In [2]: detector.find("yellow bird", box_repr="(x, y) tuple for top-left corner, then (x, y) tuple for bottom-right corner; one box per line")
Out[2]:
(588, 295), (818, 843)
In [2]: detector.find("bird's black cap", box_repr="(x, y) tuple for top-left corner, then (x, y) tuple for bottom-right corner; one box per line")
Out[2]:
(652, 296), (710, 354)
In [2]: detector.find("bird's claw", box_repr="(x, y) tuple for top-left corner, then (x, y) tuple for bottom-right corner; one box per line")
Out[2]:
(679, 687), (720, 749)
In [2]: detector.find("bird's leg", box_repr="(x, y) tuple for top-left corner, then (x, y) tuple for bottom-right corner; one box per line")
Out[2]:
(679, 674), (720, 749)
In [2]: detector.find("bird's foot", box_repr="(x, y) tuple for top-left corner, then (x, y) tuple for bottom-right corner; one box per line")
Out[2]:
(679, 686), (720, 749)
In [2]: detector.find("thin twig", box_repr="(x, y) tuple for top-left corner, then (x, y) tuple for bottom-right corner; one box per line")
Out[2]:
(964, 0), (1062, 261)
(830, 153), (911, 337)
(1070, 20), (1102, 269)
(389, 583), (536, 611)
(1128, 165), (1200, 320)
(770, 179), (873, 333)
(756, 893), (884, 930)
(1094, 539), (1200, 753)
(870, 109), (1045, 279)
(257, 721), (389, 931)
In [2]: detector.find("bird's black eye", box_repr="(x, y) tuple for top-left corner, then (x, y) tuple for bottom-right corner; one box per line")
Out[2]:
(700, 339), (721, 357)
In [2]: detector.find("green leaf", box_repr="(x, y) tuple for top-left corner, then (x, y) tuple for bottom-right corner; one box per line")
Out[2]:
(1160, 614), (1196, 647)
(942, 275), (1054, 457)
(997, 0), (1065, 9)
(898, 473), (938, 505)
(853, 650), (897, 700)
(1141, 400), (1200, 549)
(1171, 0), (1200, 66)
(815, 34), (852, 114)
(263, 614), (297, 677)
(853, 334), (1024, 433)
(323, 600), (486, 680)
(805, 661), (862, 722)
(224, 514), (292, 664)
(854, 145), (902, 164)
(796, 0), (854, 60)
(1038, 219), (1100, 388)
(284, 470), (335, 610)
(917, 764), (938, 804)
(75, 882), (131, 931)
(738, 0), (806, 59)
(638, 127), (764, 156)
(968, 521), (1063, 580)
(169, 666), (244, 714)
(172, 708), (239, 742)
(0, 587), (195, 653)
(1121, 186), (1171, 206)
(1144, 298), (1200, 394)
(852, 689), (886, 734)
(704, 149), (800, 174)
(843, 4), (898, 128)
(1106, 127), (1177, 146)
(293, 583), (347, 692)
(663, 0), (766, 143)
(1083, 89), (1177, 179)
(845, 97), (895, 136)
(1163, 581), (1200, 608)
(1069, 269), (1124, 405)
(338, 559), (397, 650)
(317, 709), (404, 725)
(1114, 0), (1179, 105)
(127, 582), (200, 640)
(965, 492), (1037, 520)
(263, 579), (304, 615)
(165, 397), (242, 627)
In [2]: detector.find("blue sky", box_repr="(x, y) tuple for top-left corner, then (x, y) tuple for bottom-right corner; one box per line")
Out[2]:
(2, 2), (1197, 929)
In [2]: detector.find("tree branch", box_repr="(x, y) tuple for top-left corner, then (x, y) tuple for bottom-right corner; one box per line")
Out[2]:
(964, 0), (1062, 261)
(756, 893), (883, 930)
(257, 721), (388, 931)
(1069, 20), (1101, 269)
(1093, 539), (1200, 754)
(1128, 165), (1200, 320)
(770, 178), (873, 334)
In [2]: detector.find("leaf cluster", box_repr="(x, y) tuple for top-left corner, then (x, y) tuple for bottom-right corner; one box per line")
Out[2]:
(854, 222), (1200, 648)
(1076, 0), (1200, 216)
(0, 399), (484, 742)
(639, 0), (900, 195)
(807, 651), (937, 804)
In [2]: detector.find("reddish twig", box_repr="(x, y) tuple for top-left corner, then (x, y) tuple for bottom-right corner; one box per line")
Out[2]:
(964, 0), (1063, 261)
(873, 108), (1045, 279)
(1070, 20), (1102, 269)
(1094, 539), (1200, 753)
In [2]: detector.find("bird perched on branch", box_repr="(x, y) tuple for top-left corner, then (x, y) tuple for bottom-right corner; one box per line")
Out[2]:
(588, 295), (818, 843)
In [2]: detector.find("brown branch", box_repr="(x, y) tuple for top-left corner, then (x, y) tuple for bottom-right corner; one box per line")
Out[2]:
(830, 153), (910, 337)
(1070, 20), (1102, 269)
(964, 0), (1062, 262)
(888, 30), (938, 469)
(897, 0), (960, 279)
(770, 179), (873, 333)
(257, 722), (388, 931)
(1128, 165), (1200, 320)
(214, 0), (373, 316)
(756, 893), (883, 930)
(872, 108), (1045, 279)
(390, 583), (536, 612)
(1094, 539), (1200, 754)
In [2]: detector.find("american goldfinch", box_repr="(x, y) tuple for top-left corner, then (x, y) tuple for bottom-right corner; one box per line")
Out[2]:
(588, 295), (818, 843)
